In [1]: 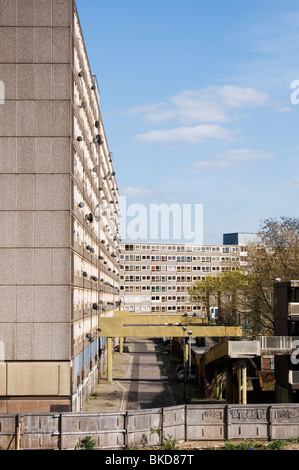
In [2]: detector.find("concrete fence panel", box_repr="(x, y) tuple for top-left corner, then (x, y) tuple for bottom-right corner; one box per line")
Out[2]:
(227, 405), (269, 440)
(18, 414), (60, 450)
(270, 405), (299, 440)
(186, 404), (226, 441)
(127, 408), (162, 448)
(0, 414), (16, 450)
(163, 405), (185, 442)
(1, 405), (299, 450)
(61, 412), (126, 450)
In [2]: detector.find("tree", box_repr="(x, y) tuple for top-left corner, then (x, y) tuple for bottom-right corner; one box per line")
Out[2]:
(216, 270), (248, 325)
(188, 217), (299, 335)
(243, 217), (299, 334)
(188, 270), (248, 323)
(188, 274), (219, 316)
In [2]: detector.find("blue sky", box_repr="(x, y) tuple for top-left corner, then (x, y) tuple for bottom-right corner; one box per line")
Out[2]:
(76, 0), (299, 244)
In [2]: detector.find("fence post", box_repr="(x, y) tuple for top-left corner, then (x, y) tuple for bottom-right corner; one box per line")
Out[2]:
(226, 405), (230, 440)
(124, 411), (128, 449)
(268, 405), (272, 441)
(184, 404), (187, 442)
(59, 413), (62, 450)
(161, 408), (164, 445)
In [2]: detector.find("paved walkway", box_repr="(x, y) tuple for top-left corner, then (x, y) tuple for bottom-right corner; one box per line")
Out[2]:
(85, 347), (132, 412)
(85, 338), (199, 412)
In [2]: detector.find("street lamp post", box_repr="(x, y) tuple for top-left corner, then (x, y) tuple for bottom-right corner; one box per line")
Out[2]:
(182, 326), (187, 402)
(188, 330), (192, 403)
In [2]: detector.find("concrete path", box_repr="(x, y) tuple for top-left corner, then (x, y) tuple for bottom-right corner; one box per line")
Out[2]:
(85, 337), (198, 412)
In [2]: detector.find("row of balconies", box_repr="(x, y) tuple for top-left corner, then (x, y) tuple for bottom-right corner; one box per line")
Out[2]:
(72, 158), (119, 251)
(120, 244), (244, 253)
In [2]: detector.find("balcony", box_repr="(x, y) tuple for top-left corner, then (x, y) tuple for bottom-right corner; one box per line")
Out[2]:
(289, 370), (299, 385)
(288, 303), (299, 316)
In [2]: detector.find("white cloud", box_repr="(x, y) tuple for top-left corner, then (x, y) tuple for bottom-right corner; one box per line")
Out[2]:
(121, 186), (171, 199)
(216, 85), (269, 108)
(121, 187), (155, 198)
(126, 85), (269, 126)
(126, 85), (270, 144)
(192, 148), (274, 170)
(221, 148), (274, 161)
(136, 124), (234, 143)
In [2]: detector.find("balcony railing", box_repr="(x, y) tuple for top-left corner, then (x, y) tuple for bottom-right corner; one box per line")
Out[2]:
(260, 336), (299, 353)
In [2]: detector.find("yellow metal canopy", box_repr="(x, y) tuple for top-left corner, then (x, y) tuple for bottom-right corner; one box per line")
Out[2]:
(98, 312), (243, 338)
(99, 311), (243, 383)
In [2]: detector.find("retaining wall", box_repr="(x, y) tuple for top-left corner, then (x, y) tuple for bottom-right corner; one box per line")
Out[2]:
(1, 404), (299, 450)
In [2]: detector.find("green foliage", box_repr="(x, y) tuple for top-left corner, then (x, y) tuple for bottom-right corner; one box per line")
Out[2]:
(150, 427), (179, 450)
(287, 437), (299, 444)
(223, 439), (286, 451)
(224, 439), (259, 450)
(267, 439), (284, 450)
(188, 217), (299, 334)
(76, 435), (97, 450)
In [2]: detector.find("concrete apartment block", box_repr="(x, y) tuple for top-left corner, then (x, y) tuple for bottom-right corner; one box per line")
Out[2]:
(0, 0), (120, 413)
(119, 242), (246, 317)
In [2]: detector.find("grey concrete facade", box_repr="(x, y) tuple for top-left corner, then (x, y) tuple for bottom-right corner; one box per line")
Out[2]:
(0, 0), (119, 412)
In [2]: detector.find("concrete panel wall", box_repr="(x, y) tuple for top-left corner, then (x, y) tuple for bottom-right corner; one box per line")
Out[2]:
(6, 362), (71, 395)
(1, 404), (299, 450)
(0, 0), (73, 366)
(0, 0), (74, 410)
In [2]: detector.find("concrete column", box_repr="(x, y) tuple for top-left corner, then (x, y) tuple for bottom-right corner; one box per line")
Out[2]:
(119, 337), (123, 354)
(238, 359), (247, 404)
(107, 337), (113, 382)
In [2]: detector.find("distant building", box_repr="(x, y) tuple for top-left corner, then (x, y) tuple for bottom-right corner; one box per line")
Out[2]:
(119, 242), (246, 317)
(223, 232), (258, 246)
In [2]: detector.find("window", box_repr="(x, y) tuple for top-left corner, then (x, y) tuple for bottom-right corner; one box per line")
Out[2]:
(142, 306), (151, 312)
(125, 244), (134, 251)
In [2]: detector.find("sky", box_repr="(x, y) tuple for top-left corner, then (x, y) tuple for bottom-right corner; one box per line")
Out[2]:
(76, 0), (299, 245)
